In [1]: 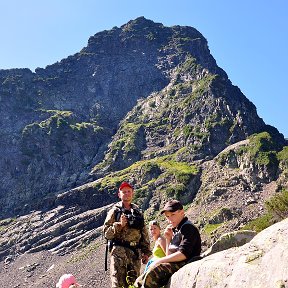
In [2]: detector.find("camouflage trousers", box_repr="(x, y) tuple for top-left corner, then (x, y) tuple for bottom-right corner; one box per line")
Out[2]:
(134, 261), (186, 288)
(110, 245), (141, 288)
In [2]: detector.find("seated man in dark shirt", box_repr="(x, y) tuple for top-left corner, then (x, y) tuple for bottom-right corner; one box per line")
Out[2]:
(134, 199), (201, 288)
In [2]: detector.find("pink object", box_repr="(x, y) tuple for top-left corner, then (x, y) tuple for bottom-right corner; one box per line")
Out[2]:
(56, 274), (80, 288)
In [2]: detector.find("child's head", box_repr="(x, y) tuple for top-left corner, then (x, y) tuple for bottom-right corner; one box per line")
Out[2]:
(149, 220), (161, 239)
(56, 274), (81, 288)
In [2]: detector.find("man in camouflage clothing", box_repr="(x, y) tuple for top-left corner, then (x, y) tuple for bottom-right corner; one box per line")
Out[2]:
(103, 182), (151, 288)
(134, 200), (201, 288)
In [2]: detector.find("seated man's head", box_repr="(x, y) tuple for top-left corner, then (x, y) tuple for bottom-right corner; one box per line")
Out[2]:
(160, 200), (184, 227)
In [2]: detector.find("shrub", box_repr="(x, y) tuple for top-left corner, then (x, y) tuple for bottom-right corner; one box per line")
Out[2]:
(277, 146), (288, 169)
(203, 223), (222, 235)
(242, 189), (288, 232)
(266, 189), (288, 220)
(242, 213), (273, 233)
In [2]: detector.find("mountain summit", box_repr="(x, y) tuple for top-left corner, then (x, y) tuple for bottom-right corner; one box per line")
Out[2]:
(1, 17), (283, 218)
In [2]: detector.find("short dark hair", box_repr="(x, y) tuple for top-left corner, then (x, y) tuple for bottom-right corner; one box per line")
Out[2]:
(160, 200), (183, 214)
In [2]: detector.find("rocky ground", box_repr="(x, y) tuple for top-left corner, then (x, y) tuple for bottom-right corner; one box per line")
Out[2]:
(0, 236), (112, 287)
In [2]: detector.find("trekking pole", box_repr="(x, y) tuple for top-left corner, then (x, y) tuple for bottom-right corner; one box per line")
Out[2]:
(105, 239), (108, 271)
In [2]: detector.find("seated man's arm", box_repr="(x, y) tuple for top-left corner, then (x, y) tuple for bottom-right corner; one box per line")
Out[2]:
(155, 250), (187, 264)
(178, 224), (201, 259)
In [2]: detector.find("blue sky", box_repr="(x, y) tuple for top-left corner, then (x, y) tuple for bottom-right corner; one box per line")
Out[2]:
(0, 0), (287, 137)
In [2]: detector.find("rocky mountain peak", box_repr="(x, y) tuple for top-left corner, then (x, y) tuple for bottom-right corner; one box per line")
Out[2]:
(121, 16), (164, 30)
(0, 17), (287, 288)
(0, 18), (285, 219)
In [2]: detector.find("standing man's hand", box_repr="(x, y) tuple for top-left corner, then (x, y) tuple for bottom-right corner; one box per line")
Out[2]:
(119, 214), (128, 228)
(141, 254), (149, 264)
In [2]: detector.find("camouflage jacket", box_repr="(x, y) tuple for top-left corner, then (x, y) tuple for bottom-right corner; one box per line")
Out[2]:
(103, 201), (152, 256)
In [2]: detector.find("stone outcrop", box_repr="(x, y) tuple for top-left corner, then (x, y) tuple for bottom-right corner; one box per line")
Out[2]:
(202, 229), (257, 257)
(0, 201), (113, 260)
(168, 218), (288, 288)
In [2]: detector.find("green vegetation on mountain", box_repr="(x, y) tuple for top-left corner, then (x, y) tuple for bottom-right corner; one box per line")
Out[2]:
(0, 18), (287, 288)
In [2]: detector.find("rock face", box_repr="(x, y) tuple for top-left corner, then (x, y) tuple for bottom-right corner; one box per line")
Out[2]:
(0, 179), (117, 260)
(1, 17), (282, 218)
(168, 218), (288, 288)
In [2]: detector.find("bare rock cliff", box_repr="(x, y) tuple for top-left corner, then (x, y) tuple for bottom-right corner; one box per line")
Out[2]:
(0, 17), (281, 218)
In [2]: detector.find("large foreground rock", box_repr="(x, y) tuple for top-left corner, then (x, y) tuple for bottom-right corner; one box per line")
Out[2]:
(169, 218), (288, 288)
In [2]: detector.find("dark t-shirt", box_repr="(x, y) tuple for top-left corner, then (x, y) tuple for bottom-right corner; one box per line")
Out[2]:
(169, 217), (201, 260)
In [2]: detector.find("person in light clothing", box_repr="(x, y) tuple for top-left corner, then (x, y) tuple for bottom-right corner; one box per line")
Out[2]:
(144, 220), (166, 272)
